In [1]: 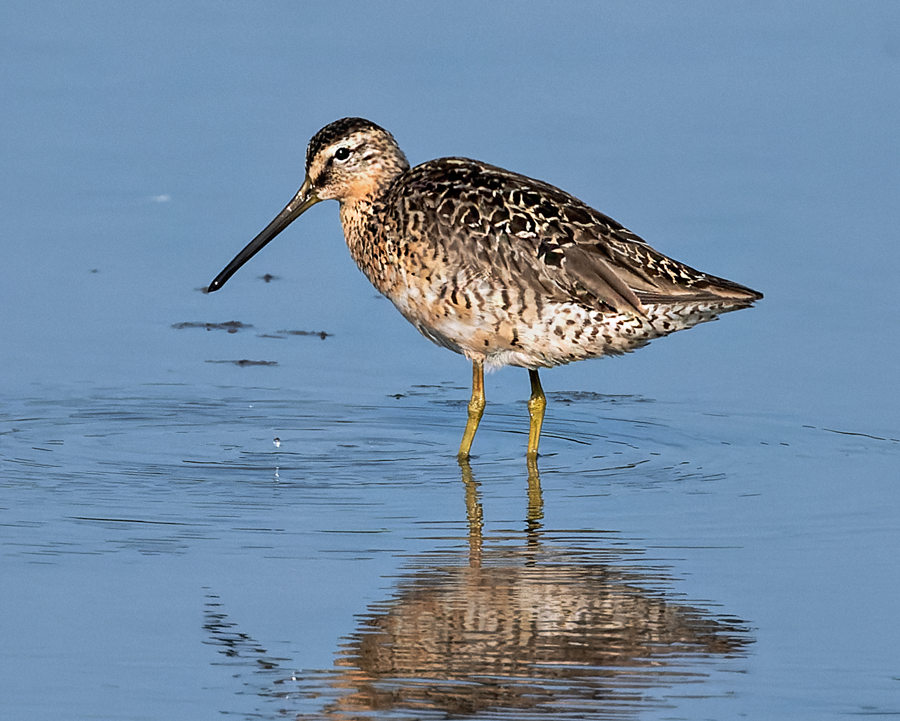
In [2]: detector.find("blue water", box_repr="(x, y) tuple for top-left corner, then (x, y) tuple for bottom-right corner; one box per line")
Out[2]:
(2, 2), (899, 719)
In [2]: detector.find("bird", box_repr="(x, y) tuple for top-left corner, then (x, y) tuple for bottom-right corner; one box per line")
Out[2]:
(207, 117), (761, 460)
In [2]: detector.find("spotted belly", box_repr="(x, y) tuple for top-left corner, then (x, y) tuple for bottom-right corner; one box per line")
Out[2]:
(378, 268), (733, 370)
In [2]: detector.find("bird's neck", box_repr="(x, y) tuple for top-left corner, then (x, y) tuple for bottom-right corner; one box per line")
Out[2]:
(338, 160), (407, 286)
(339, 197), (384, 274)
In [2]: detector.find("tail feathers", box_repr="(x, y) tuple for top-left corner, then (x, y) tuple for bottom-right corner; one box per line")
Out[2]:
(635, 273), (763, 308)
(636, 289), (760, 308)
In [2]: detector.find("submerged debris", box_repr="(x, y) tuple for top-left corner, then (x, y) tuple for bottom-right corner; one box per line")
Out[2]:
(205, 359), (277, 367)
(276, 329), (331, 340)
(172, 321), (252, 334)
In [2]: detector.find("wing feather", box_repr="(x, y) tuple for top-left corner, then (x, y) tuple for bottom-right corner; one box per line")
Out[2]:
(387, 158), (761, 316)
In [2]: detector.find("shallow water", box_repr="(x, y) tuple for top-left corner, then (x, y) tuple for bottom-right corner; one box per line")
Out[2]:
(3, 385), (897, 719)
(2, 2), (899, 720)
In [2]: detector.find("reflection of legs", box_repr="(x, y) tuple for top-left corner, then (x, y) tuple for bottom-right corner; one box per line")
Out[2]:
(526, 369), (546, 458)
(458, 457), (483, 568)
(526, 454), (543, 534)
(525, 454), (543, 552)
(458, 360), (485, 460)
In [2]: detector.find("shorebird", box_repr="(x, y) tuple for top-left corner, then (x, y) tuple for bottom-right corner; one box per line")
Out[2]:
(207, 118), (761, 459)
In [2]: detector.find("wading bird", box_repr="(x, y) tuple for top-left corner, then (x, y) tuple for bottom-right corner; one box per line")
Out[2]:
(207, 118), (761, 459)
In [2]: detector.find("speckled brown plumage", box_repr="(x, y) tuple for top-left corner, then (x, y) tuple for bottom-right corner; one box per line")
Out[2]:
(208, 117), (762, 459)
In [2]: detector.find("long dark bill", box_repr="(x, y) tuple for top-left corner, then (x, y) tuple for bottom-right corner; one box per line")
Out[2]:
(206, 178), (319, 293)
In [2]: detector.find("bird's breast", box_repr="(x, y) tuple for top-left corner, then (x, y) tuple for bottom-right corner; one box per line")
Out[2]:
(335, 198), (722, 370)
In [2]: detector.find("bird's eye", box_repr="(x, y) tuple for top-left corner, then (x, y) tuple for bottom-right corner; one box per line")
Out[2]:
(334, 147), (351, 162)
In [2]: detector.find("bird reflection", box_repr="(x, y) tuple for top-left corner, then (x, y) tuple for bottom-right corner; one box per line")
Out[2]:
(204, 461), (752, 720)
(323, 460), (751, 719)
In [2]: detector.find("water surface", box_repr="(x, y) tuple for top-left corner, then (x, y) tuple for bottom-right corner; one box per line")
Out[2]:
(2, 2), (899, 719)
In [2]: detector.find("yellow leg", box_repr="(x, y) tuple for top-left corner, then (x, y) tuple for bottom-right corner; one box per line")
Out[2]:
(458, 360), (485, 460)
(526, 369), (546, 459)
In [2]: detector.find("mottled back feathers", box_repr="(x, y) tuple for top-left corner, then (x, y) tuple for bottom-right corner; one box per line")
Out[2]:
(380, 157), (761, 317)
